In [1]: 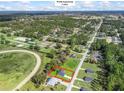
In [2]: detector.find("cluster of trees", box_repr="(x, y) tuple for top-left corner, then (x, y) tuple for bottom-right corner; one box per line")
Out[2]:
(92, 39), (124, 90)
(31, 47), (70, 88)
(48, 16), (87, 28)
(118, 21), (124, 45)
(0, 15), (15, 22)
(67, 33), (88, 46)
(104, 44), (124, 90)
(0, 35), (10, 45)
(0, 15), (95, 42)
(31, 71), (46, 88)
(44, 48), (70, 72)
(119, 30), (124, 45)
(29, 44), (40, 51)
(99, 24), (116, 36)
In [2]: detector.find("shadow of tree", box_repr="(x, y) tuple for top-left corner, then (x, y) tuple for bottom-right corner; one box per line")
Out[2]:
(90, 61), (108, 91)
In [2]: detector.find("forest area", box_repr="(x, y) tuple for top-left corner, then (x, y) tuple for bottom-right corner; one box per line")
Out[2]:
(92, 39), (124, 90)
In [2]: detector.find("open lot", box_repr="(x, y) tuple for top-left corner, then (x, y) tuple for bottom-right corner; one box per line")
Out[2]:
(62, 58), (80, 71)
(0, 52), (36, 90)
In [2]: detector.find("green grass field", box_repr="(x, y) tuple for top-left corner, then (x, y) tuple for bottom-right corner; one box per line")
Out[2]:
(81, 62), (101, 71)
(74, 80), (92, 90)
(72, 87), (79, 91)
(62, 58), (79, 71)
(40, 48), (52, 54)
(0, 52), (36, 90)
(77, 62), (101, 79)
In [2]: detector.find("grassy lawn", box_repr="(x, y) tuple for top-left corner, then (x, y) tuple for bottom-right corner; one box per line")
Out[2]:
(81, 62), (101, 71)
(39, 48), (52, 54)
(74, 80), (92, 90)
(72, 87), (79, 91)
(62, 58), (79, 71)
(77, 62), (101, 79)
(49, 68), (73, 81)
(77, 70), (98, 79)
(0, 52), (36, 90)
(76, 54), (82, 59)
(50, 70), (58, 76)
(0, 44), (13, 50)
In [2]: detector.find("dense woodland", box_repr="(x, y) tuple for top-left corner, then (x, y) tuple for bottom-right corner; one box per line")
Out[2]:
(91, 18), (124, 90)
(92, 39), (124, 90)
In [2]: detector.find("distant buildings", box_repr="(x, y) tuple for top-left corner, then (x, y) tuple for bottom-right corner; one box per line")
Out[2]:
(112, 36), (122, 44)
(69, 54), (76, 58)
(92, 51), (103, 62)
(106, 36), (122, 44)
(96, 32), (106, 39)
(106, 36), (112, 43)
(15, 37), (31, 42)
(97, 32), (122, 45)
(15, 37), (27, 42)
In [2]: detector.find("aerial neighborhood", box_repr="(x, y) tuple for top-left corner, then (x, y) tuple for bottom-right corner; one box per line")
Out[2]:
(0, 3), (124, 91)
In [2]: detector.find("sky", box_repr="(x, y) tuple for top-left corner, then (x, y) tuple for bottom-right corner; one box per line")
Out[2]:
(0, 1), (124, 11)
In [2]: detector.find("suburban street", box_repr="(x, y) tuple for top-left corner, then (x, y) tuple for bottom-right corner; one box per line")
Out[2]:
(66, 19), (103, 91)
(0, 50), (41, 91)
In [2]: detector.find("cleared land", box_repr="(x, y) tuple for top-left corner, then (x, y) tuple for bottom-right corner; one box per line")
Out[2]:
(0, 52), (36, 90)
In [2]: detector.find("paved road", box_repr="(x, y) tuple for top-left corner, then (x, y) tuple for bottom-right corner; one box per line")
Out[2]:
(66, 19), (103, 91)
(0, 50), (41, 91)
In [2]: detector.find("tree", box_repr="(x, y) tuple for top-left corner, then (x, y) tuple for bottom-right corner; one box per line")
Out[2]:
(46, 53), (54, 58)
(55, 43), (62, 49)
(31, 72), (46, 88)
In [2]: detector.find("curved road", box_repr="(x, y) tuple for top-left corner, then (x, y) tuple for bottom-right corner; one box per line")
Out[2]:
(0, 50), (41, 91)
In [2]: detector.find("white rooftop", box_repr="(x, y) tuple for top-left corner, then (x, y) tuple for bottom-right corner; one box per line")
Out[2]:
(47, 77), (61, 86)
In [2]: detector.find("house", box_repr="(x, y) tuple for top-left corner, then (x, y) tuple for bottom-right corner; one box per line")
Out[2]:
(79, 87), (87, 91)
(92, 51), (103, 63)
(106, 36), (112, 43)
(16, 44), (24, 47)
(15, 37), (31, 42)
(58, 70), (65, 77)
(112, 36), (122, 44)
(69, 54), (76, 58)
(106, 36), (122, 44)
(46, 77), (60, 86)
(15, 37), (27, 42)
(85, 68), (94, 73)
(83, 77), (93, 82)
(96, 32), (106, 39)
